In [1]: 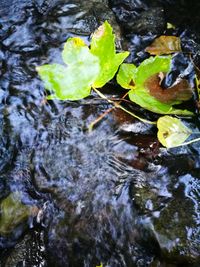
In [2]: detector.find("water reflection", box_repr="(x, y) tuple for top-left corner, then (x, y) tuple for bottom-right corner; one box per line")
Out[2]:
(0, 0), (199, 266)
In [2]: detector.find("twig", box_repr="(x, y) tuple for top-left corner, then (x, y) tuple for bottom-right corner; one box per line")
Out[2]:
(92, 88), (156, 125)
(88, 91), (129, 131)
(88, 107), (115, 132)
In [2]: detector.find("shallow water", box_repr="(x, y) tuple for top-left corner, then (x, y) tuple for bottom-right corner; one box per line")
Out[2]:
(0, 0), (200, 266)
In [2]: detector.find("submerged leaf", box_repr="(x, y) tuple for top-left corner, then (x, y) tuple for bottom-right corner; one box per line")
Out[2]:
(157, 116), (192, 148)
(145, 36), (182, 55)
(117, 63), (137, 90)
(37, 37), (100, 100)
(128, 56), (193, 115)
(91, 21), (129, 88)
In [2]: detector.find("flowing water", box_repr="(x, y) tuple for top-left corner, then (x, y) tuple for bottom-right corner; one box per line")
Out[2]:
(0, 0), (200, 266)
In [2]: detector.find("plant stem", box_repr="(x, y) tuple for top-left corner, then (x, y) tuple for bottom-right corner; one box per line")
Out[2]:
(92, 87), (156, 125)
(88, 91), (129, 131)
(116, 104), (156, 125)
(170, 136), (200, 148)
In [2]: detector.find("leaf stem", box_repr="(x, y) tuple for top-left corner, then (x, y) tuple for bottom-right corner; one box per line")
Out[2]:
(116, 104), (157, 125)
(170, 136), (200, 148)
(92, 87), (156, 125)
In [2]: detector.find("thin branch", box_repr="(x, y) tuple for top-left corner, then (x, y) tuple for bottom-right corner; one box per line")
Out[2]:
(92, 88), (156, 125)
(88, 91), (129, 131)
(88, 107), (115, 132)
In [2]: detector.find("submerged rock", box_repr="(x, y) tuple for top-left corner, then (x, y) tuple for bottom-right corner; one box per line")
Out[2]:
(2, 231), (46, 267)
(109, 0), (166, 35)
(0, 192), (38, 237)
(130, 164), (200, 266)
(152, 174), (200, 265)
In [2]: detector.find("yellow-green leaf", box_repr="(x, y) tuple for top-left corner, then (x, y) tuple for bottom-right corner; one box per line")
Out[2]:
(37, 37), (100, 100)
(128, 56), (193, 115)
(157, 116), (192, 148)
(117, 63), (137, 90)
(62, 37), (88, 65)
(91, 21), (129, 88)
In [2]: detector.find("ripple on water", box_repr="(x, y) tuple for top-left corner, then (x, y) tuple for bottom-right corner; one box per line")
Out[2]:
(0, 0), (200, 266)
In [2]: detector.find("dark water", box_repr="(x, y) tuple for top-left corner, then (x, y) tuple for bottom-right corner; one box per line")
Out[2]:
(0, 0), (200, 266)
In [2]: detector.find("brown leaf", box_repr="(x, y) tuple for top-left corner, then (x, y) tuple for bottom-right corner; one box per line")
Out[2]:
(145, 36), (182, 55)
(145, 73), (193, 104)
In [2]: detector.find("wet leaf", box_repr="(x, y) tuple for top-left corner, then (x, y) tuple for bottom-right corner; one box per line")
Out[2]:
(145, 36), (182, 55)
(117, 63), (137, 89)
(128, 56), (193, 115)
(195, 68), (200, 98)
(157, 116), (192, 148)
(145, 74), (193, 104)
(91, 21), (129, 88)
(62, 37), (86, 64)
(37, 37), (100, 100)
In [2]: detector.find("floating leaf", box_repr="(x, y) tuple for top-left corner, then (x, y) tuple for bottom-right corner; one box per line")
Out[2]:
(117, 63), (137, 89)
(62, 37), (86, 64)
(157, 116), (192, 148)
(91, 21), (129, 88)
(145, 74), (193, 104)
(134, 56), (171, 86)
(37, 37), (100, 100)
(145, 36), (181, 55)
(128, 56), (193, 115)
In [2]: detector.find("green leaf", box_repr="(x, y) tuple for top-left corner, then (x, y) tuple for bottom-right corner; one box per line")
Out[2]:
(91, 21), (129, 88)
(135, 56), (171, 86)
(117, 63), (137, 89)
(62, 37), (88, 65)
(157, 116), (192, 148)
(128, 56), (193, 115)
(37, 37), (100, 100)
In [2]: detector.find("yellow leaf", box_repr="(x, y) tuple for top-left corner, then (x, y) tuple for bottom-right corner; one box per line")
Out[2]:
(157, 116), (192, 148)
(145, 36), (182, 55)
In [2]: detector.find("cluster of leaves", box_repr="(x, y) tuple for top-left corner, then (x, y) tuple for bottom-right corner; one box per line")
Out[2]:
(37, 22), (129, 100)
(37, 21), (199, 148)
(117, 57), (192, 115)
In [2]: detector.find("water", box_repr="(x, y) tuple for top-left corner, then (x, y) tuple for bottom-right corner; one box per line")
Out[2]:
(0, 0), (200, 266)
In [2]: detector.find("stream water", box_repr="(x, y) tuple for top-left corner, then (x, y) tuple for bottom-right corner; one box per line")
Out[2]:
(0, 0), (200, 266)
